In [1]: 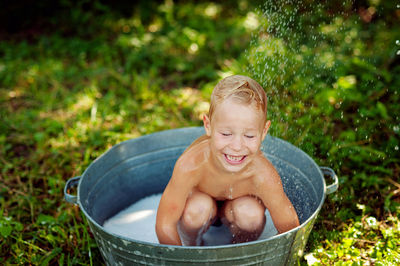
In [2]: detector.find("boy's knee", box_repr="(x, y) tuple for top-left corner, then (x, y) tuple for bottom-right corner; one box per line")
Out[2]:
(181, 192), (216, 229)
(231, 196), (265, 232)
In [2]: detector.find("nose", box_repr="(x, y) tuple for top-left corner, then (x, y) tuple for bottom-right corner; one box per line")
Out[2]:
(229, 135), (243, 151)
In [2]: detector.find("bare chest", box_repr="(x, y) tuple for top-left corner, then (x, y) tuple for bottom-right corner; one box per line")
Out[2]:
(195, 174), (254, 200)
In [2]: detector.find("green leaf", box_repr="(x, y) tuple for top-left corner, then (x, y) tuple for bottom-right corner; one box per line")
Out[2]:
(14, 221), (24, 231)
(376, 102), (389, 119)
(37, 214), (56, 225)
(34, 132), (46, 143)
(337, 75), (357, 90)
(0, 222), (12, 238)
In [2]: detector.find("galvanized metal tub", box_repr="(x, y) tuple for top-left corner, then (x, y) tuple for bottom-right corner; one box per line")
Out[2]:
(64, 127), (338, 265)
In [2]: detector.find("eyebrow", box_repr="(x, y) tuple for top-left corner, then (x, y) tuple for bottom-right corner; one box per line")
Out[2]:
(217, 126), (259, 132)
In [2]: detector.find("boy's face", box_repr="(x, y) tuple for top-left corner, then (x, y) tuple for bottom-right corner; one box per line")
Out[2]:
(203, 97), (270, 173)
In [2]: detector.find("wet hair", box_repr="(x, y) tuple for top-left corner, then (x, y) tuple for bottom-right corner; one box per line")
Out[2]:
(208, 75), (267, 122)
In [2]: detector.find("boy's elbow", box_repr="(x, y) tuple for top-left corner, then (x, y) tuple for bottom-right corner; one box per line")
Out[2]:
(155, 218), (167, 239)
(155, 223), (167, 243)
(156, 228), (180, 246)
(155, 220), (181, 245)
(277, 224), (295, 234)
(277, 217), (299, 234)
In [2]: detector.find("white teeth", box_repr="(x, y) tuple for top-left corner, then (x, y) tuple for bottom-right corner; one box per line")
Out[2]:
(226, 155), (244, 161)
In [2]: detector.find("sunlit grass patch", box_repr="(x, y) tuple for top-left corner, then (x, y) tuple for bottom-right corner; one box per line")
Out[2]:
(306, 214), (400, 265)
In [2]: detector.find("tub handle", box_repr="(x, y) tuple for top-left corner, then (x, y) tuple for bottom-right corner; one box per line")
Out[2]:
(320, 167), (338, 194)
(64, 176), (81, 204)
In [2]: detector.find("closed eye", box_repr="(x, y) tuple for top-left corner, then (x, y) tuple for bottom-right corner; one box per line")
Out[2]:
(221, 133), (231, 136)
(245, 135), (255, 139)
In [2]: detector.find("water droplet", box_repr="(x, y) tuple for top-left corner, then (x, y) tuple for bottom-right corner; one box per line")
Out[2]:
(397, 50), (400, 56)
(395, 146), (399, 151)
(396, 40), (400, 45)
(228, 186), (233, 199)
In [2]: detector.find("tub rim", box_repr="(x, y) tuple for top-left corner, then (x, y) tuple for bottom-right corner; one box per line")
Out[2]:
(64, 126), (338, 249)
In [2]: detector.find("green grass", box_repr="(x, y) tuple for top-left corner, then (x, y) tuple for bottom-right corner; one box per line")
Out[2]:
(1, 0), (399, 264)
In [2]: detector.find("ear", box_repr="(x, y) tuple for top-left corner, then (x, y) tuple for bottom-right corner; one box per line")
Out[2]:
(203, 114), (211, 136)
(261, 120), (271, 141)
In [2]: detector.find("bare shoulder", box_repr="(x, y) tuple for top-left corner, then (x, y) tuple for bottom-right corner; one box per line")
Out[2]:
(161, 138), (209, 201)
(173, 137), (209, 177)
(252, 153), (282, 187)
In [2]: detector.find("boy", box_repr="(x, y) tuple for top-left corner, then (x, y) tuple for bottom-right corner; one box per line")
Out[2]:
(156, 75), (299, 246)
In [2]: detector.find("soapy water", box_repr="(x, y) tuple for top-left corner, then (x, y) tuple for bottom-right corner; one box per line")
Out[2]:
(103, 194), (278, 246)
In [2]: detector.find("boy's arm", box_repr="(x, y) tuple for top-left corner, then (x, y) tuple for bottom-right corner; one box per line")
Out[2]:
(156, 159), (196, 245)
(156, 187), (184, 245)
(254, 166), (299, 234)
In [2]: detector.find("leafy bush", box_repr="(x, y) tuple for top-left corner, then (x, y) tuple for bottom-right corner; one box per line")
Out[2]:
(246, 0), (400, 264)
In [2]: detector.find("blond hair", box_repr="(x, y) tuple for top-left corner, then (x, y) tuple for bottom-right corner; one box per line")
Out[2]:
(185, 76), (267, 152)
(208, 75), (267, 122)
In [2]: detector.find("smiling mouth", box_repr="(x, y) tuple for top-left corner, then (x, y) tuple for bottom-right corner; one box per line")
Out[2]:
(224, 154), (246, 164)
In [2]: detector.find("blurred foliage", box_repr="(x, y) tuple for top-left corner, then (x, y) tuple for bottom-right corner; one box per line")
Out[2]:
(0, 0), (399, 265)
(246, 0), (400, 264)
(0, 0), (264, 264)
